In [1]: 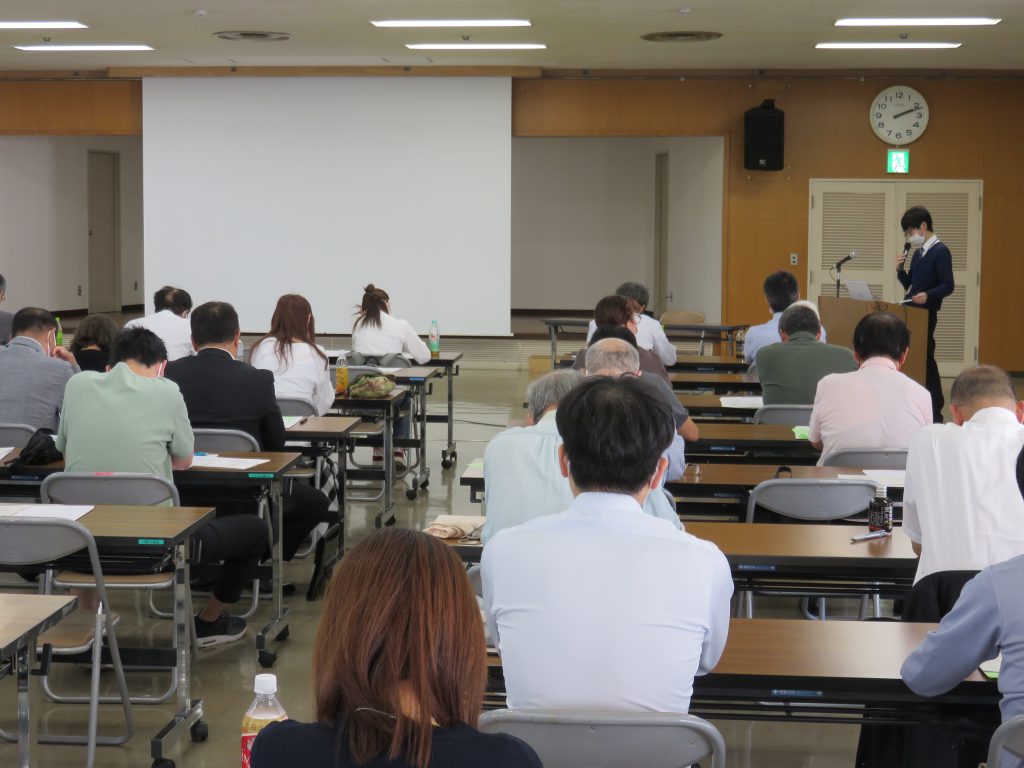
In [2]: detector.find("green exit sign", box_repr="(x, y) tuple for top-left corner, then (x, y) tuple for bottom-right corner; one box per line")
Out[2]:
(887, 149), (910, 174)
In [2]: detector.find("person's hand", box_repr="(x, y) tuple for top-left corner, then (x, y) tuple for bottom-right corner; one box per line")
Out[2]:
(912, 292), (928, 305)
(51, 345), (76, 366)
(897, 252), (907, 268)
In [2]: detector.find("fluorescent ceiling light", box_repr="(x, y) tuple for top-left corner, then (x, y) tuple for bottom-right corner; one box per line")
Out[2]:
(0, 21), (87, 29)
(816, 42), (961, 49)
(836, 17), (1000, 27)
(373, 19), (531, 28)
(14, 44), (153, 51)
(406, 43), (546, 50)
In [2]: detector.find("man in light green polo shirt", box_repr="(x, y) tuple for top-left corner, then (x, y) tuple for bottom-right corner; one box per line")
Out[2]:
(755, 303), (857, 406)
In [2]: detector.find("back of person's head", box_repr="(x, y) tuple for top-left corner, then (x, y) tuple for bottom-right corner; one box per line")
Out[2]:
(256, 293), (326, 367)
(901, 206), (933, 233)
(790, 299), (821, 318)
(779, 304), (821, 337)
(153, 286), (193, 317)
(763, 271), (799, 313)
(950, 365), (1016, 409)
(589, 325), (638, 348)
(70, 314), (120, 354)
(314, 528), (484, 768)
(190, 301), (239, 347)
(615, 282), (649, 309)
(594, 295), (635, 328)
(526, 369), (583, 423)
(11, 307), (56, 338)
(111, 328), (167, 366)
(852, 312), (910, 362)
(556, 376), (674, 493)
(354, 284), (391, 330)
(585, 337), (640, 375)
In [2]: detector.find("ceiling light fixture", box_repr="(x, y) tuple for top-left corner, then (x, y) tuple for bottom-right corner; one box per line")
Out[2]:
(835, 17), (1000, 27)
(0, 21), (87, 29)
(406, 43), (546, 50)
(816, 42), (961, 49)
(373, 19), (530, 28)
(14, 44), (153, 51)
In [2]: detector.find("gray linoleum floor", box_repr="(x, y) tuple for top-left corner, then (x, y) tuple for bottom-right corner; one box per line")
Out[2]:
(3, 368), (892, 768)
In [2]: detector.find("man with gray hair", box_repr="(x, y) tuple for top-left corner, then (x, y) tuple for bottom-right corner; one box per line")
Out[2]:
(0, 274), (12, 344)
(903, 364), (1024, 583)
(585, 281), (677, 366)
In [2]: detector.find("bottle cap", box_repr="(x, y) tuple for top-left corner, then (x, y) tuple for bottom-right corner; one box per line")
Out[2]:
(876, 485), (887, 496)
(254, 673), (277, 695)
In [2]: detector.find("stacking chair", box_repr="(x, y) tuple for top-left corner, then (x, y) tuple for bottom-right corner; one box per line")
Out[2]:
(479, 710), (725, 768)
(277, 397), (317, 417)
(824, 448), (909, 470)
(0, 423), (36, 449)
(753, 405), (813, 426)
(0, 517), (134, 766)
(40, 472), (193, 704)
(660, 310), (708, 354)
(988, 714), (1024, 768)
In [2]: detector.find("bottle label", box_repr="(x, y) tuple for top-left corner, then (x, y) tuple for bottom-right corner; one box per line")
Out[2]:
(241, 733), (257, 767)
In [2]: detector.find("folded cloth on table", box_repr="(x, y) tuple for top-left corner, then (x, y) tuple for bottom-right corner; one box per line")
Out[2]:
(424, 515), (484, 540)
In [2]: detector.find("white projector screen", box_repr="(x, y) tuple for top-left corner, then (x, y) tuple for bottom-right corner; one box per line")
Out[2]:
(143, 77), (511, 336)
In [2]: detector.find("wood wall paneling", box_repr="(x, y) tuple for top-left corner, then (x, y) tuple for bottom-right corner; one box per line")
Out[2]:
(0, 81), (141, 135)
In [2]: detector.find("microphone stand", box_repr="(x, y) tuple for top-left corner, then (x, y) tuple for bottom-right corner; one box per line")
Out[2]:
(835, 261), (842, 298)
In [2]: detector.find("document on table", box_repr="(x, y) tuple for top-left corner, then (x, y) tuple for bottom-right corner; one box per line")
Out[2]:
(190, 455), (269, 470)
(980, 655), (1001, 680)
(792, 426), (810, 440)
(282, 416), (304, 429)
(0, 447), (13, 462)
(0, 504), (93, 521)
(838, 470), (906, 488)
(719, 396), (763, 409)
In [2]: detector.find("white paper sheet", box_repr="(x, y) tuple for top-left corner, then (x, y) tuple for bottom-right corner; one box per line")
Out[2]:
(837, 470), (906, 489)
(719, 396), (764, 409)
(282, 416), (303, 429)
(189, 456), (269, 470)
(0, 447), (14, 462)
(0, 504), (94, 521)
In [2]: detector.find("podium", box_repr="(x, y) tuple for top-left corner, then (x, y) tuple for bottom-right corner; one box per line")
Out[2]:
(818, 296), (926, 387)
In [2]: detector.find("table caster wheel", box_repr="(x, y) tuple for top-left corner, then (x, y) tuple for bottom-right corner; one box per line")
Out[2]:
(153, 759), (175, 768)
(441, 459), (453, 469)
(258, 650), (277, 668)
(420, 479), (429, 490)
(405, 488), (418, 500)
(190, 720), (209, 742)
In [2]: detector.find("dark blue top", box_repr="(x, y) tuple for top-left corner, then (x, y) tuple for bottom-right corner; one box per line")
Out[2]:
(896, 240), (955, 312)
(251, 720), (543, 768)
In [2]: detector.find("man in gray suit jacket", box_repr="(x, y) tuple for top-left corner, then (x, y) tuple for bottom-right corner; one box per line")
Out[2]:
(756, 304), (857, 405)
(0, 274), (13, 345)
(0, 308), (79, 431)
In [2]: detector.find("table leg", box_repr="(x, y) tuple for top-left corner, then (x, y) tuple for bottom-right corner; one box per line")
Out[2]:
(549, 325), (558, 366)
(379, 403), (394, 525)
(17, 644), (30, 768)
(256, 479), (291, 664)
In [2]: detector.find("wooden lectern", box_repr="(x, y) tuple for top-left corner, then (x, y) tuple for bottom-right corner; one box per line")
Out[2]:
(818, 296), (926, 387)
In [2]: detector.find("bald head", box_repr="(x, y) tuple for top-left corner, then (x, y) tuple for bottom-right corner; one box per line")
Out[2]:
(949, 365), (1022, 425)
(585, 338), (640, 376)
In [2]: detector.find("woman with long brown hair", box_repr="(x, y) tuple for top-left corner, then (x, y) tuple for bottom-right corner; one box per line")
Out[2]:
(251, 528), (540, 768)
(251, 294), (334, 415)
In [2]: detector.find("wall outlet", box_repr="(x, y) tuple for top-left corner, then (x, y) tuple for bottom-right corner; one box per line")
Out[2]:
(789, 253), (799, 266)
(77, 285), (82, 296)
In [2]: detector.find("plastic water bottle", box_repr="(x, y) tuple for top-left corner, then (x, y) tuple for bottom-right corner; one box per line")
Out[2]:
(868, 485), (893, 533)
(428, 320), (440, 360)
(54, 316), (63, 348)
(241, 673), (287, 767)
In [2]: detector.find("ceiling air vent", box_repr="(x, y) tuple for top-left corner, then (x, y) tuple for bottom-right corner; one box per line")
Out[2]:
(641, 31), (722, 43)
(214, 31), (292, 42)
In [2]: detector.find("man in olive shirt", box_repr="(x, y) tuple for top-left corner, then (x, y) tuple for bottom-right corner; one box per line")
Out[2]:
(755, 304), (857, 405)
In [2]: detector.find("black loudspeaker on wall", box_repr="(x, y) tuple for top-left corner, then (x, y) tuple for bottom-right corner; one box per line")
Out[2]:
(744, 99), (785, 171)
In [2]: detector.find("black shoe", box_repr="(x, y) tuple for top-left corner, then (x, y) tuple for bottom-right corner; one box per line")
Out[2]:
(194, 612), (247, 648)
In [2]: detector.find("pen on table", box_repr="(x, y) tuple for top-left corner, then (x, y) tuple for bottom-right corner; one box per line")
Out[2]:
(298, 417), (309, 425)
(850, 530), (892, 543)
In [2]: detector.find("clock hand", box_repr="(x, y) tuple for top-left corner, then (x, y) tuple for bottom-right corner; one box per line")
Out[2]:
(892, 108), (917, 119)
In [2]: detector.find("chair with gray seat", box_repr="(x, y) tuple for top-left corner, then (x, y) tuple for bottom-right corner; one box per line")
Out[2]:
(277, 397), (317, 417)
(0, 423), (37, 449)
(753, 405), (813, 426)
(988, 714), (1024, 768)
(0, 516), (134, 766)
(479, 709), (725, 768)
(824, 448), (909, 470)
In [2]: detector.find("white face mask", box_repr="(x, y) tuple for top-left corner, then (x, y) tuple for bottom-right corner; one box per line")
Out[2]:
(907, 232), (926, 248)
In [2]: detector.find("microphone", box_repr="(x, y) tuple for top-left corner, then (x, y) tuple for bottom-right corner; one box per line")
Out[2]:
(835, 251), (856, 269)
(902, 241), (912, 271)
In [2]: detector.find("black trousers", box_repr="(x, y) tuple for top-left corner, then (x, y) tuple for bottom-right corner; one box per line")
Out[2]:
(281, 482), (333, 561)
(191, 514), (267, 605)
(925, 309), (945, 423)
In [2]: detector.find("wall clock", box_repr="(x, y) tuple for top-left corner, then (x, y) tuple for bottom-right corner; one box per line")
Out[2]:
(870, 85), (929, 146)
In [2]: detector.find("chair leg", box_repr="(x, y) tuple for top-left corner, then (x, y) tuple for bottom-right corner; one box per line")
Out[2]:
(86, 607), (102, 767)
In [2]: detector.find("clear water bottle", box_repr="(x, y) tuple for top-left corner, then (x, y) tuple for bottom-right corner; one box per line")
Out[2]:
(428, 320), (440, 360)
(241, 673), (287, 767)
(868, 485), (893, 533)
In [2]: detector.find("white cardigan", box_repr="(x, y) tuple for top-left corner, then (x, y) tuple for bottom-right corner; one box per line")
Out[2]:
(350, 311), (431, 365)
(250, 340), (334, 415)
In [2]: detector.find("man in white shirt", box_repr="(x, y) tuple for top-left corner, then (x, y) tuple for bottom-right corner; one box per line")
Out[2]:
(586, 281), (676, 366)
(124, 285), (195, 361)
(903, 365), (1024, 583)
(482, 366), (681, 544)
(482, 375), (733, 712)
(809, 312), (931, 465)
(744, 271), (827, 365)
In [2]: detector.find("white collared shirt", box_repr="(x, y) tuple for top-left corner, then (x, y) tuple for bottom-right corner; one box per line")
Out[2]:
(250, 340), (334, 415)
(482, 491), (733, 712)
(903, 407), (1024, 583)
(124, 310), (194, 361)
(350, 311), (430, 364)
(587, 314), (677, 366)
(808, 356), (932, 465)
(744, 312), (828, 365)
(481, 411), (681, 544)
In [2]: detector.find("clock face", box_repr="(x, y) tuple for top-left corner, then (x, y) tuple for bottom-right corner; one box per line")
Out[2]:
(870, 85), (929, 146)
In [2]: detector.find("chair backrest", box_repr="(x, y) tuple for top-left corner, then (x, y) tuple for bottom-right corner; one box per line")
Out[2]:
(466, 564), (482, 598)
(753, 405), (813, 426)
(989, 715), (1024, 767)
(192, 428), (260, 453)
(660, 310), (706, 326)
(0, 423), (37, 449)
(746, 479), (877, 523)
(277, 398), (317, 417)
(345, 353), (410, 370)
(823, 448), (908, 469)
(479, 709), (725, 768)
(41, 472), (180, 506)
(0, 517), (107, 593)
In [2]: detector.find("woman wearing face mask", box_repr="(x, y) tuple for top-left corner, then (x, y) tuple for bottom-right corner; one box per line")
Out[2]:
(897, 205), (955, 423)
